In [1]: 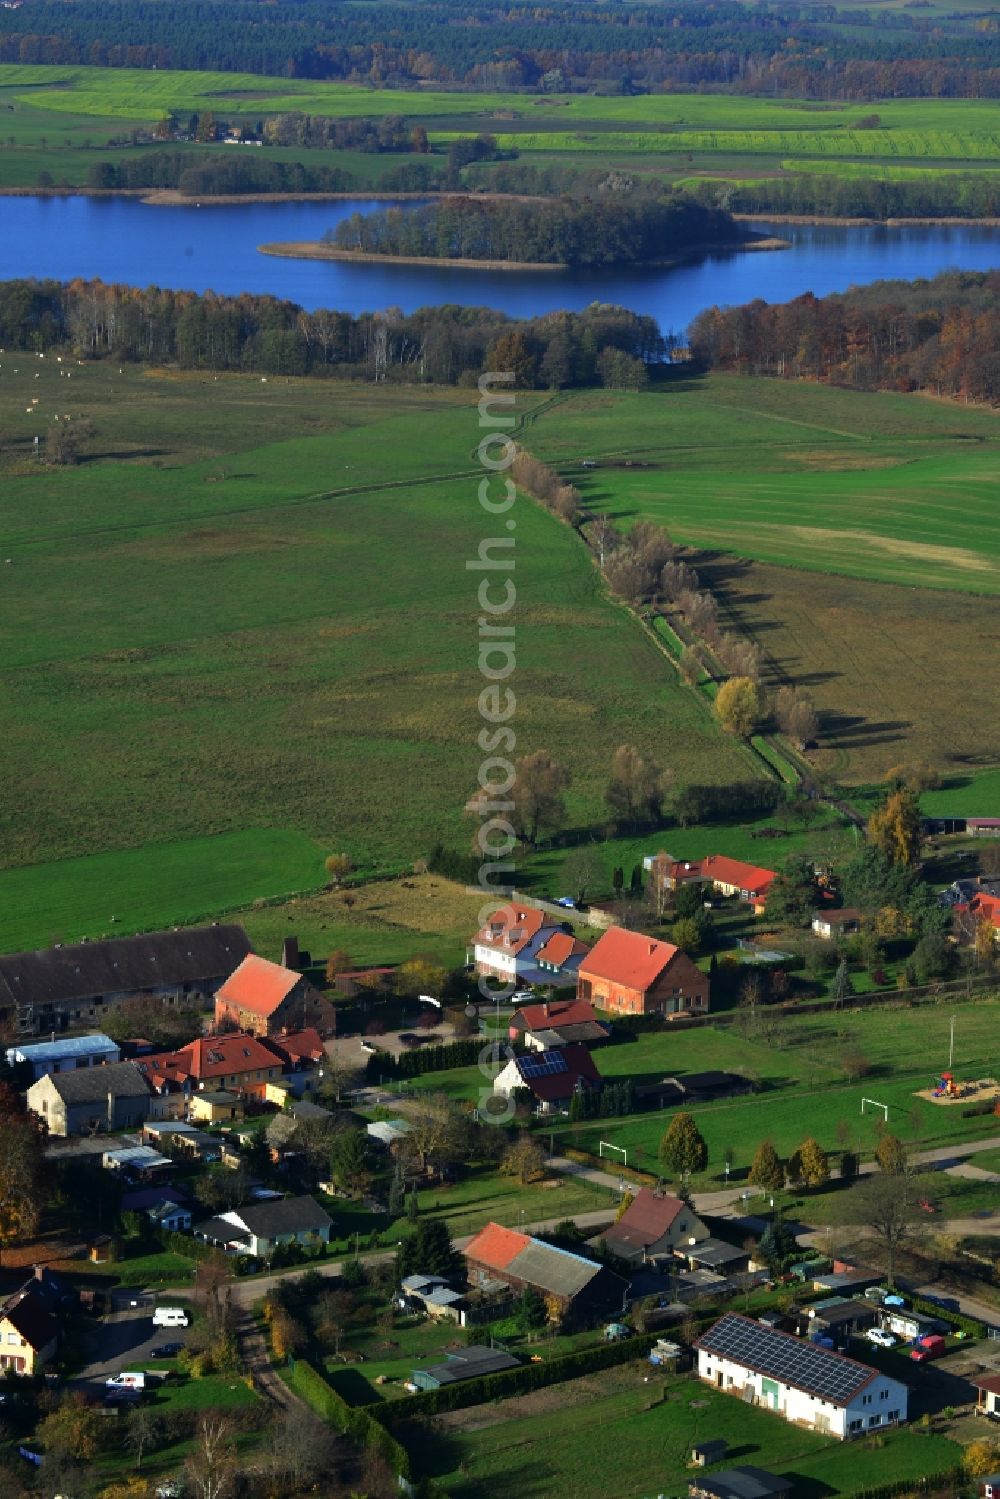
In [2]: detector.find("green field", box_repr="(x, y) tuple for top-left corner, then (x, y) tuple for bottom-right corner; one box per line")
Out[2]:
(0, 364), (753, 896)
(0, 827), (325, 953)
(3, 66), (1000, 192)
(426, 1365), (959, 1498)
(409, 995), (1000, 1177)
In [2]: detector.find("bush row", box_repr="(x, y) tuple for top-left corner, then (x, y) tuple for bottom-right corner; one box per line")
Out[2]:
(850, 1468), (963, 1499)
(289, 1358), (412, 1480)
(380, 1038), (487, 1079)
(908, 1293), (986, 1341)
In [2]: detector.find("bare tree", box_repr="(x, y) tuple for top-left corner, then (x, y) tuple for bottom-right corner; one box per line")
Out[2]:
(850, 1171), (922, 1287)
(511, 750), (570, 845)
(185, 1413), (238, 1499)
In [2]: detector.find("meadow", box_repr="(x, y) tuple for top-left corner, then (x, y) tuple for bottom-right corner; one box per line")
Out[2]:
(2, 67), (1000, 194)
(426, 1365), (959, 1498)
(0, 362), (752, 893)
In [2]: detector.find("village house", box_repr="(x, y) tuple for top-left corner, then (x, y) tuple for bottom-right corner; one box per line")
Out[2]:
(812, 909), (862, 941)
(463, 1222), (626, 1324)
(695, 1313), (908, 1439)
(471, 904), (581, 986)
(134, 1031), (288, 1113)
(0, 924), (252, 1037)
(507, 997), (610, 1052)
(0, 1271), (65, 1375)
(689, 1469), (793, 1499)
(600, 1187), (710, 1265)
(5, 1032), (120, 1080)
(972, 1373), (1000, 1419)
(492, 1042), (602, 1114)
(194, 1194), (332, 1259)
(214, 955), (336, 1036)
(646, 854), (776, 914)
(26, 1059), (151, 1136)
(576, 927), (710, 1017)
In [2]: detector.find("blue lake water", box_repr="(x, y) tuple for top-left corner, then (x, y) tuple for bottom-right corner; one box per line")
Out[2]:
(2, 194), (1000, 330)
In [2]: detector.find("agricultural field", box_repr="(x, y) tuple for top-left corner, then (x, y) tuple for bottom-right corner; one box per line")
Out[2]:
(0, 827), (325, 953)
(0, 361), (753, 915)
(423, 1363), (959, 1498)
(3, 67), (1000, 193)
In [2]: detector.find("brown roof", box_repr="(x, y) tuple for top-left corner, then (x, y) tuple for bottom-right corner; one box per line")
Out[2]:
(216, 955), (301, 1018)
(602, 1188), (687, 1250)
(577, 928), (682, 992)
(815, 908), (861, 925)
(1, 1282), (59, 1353)
(512, 998), (600, 1032)
(136, 1032), (282, 1086)
(0, 924), (252, 1013)
(972, 1374), (1000, 1394)
(260, 1028), (326, 1066)
(474, 905), (546, 957)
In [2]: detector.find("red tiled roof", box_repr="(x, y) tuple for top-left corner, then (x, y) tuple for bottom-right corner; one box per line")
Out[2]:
(137, 1032), (280, 1084)
(701, 854), (775, 895)
(261, 1028), (325, 1066)
(514, 998), (599, 1032)
(216, 955), (301, 1017)
(970, 892), (1000, 928)
(577, 927), (682, 992)
(607, 1187), (686, 1245)
(464, 1222), (531, 1271)
(534, 931), (586, 968)
(474, 904), (546, 956)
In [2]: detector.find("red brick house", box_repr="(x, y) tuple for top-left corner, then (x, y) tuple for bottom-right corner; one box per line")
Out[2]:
(576, 928), (709, 1017)
(214, 955), (335, 1036)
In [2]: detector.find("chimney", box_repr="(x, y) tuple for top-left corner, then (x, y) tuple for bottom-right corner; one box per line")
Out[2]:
(34, 1264), (46, 1283)
(648, 943), (656, 955)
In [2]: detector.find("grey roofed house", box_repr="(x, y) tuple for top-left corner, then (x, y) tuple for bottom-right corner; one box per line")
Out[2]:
(196, 1193), (333, 1258)
(683, 1238), (751, 1272)
(36, 1059), (151, 1105)
(502, 1239), (606, 1300)
(689, 1467), (793, 1499)
(411, 1345), (519, 1389)
(0, 924), (252, 1033)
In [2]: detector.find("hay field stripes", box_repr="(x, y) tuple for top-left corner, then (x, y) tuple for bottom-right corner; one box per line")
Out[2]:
(7, 63), (1000, 138)
(438, 128), (1000, 162)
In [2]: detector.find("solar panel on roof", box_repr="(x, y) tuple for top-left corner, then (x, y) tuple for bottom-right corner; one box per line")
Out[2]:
(518, 1051), (569, 1079)
(699, 1315), (873, 1404)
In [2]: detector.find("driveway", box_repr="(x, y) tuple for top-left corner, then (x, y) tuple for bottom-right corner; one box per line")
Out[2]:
(74, 1301), (191, 1394)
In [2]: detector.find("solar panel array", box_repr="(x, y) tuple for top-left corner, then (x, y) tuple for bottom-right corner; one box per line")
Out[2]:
(698, 1314), (873, 1404)
(518, 1050), (570, 1080)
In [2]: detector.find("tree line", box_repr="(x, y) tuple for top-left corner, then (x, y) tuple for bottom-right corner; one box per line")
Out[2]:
(0, 277), (667, 386)
(329, 193), (741, 267)
(690, 270), (1000, 405)
(3, 0), (1000, 100)
(688, 172), (1000, 223)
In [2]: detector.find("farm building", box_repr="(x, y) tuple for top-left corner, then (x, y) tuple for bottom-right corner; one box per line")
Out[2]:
(463, 1222), (626, 1324)
(0, 924), (252, 1036)
(689, 1469), (793, 1499)
(576, 928), (710, 1018)
(26, 1059), (151, 1136)
(635, 1070), (754, 1110)
(409, 1345), (519, 1390)
(508, 997), (610, 1052)
(600, 1188), (709, 1265)
(214, 955), (336, 1036)
(695, 1313), (908, 1438)
(492, 1042), (602, 1113)
(5, 1032), (120, 1080)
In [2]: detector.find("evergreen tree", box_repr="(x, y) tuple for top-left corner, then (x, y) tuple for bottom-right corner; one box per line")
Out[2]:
(658, 1112), (707, 1177)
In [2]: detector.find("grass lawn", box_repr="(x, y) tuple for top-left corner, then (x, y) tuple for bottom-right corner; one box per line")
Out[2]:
(0, 826), (325, 952)
(0, 364), (752, 891)
(66, 1248), (198, 1285)
(421, 1364), (958, 1497)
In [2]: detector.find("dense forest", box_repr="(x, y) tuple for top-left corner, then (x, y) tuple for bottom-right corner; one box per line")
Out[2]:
(691, 270), (1000, 404)
(2, 0), (999, 99)
(0, 278), (666, 386)
(686, 172), (1000, 222)
(329, 194), (742, 266)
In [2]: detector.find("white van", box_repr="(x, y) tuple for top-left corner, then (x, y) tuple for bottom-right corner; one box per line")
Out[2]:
(106, 1372), (146, 1390)
(153, 1307), (189, 1329)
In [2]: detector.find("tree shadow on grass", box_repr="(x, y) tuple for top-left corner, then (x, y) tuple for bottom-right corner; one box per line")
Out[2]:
(820, 713), (911, 749)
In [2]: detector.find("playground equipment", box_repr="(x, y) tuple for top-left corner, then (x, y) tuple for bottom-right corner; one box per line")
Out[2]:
(932, 1071), (966, 1099)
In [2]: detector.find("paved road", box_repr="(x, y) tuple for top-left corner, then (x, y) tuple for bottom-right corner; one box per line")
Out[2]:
(74, 1302), (188, 1394)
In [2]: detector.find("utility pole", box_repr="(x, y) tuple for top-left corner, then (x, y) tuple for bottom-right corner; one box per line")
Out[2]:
(949, 1013), (956, 1071)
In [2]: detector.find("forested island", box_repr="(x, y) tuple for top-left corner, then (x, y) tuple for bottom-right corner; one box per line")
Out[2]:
(277, 194), (752, 269)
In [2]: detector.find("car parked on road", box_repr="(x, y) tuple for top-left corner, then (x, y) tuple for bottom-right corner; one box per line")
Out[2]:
(151, 1342), (184, 1358)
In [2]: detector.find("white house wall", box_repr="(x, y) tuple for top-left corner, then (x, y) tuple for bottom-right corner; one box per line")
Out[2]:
(696, 1350), (907, 1439)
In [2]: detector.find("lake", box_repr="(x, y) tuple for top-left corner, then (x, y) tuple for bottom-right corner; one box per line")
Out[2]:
(3, 194), (1000, 331)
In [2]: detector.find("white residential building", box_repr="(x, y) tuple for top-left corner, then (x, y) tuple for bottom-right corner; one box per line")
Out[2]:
(695, 1313), (908, 1440)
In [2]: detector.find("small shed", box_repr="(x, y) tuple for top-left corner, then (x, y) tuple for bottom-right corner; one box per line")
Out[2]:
(88, 1235), (116, 1265)
(189, 1090), (244, 1124)
(692, 1438), (728, 1467)
(980, 1476), (1000, 1499)
(881, 1307), (945, 1341)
